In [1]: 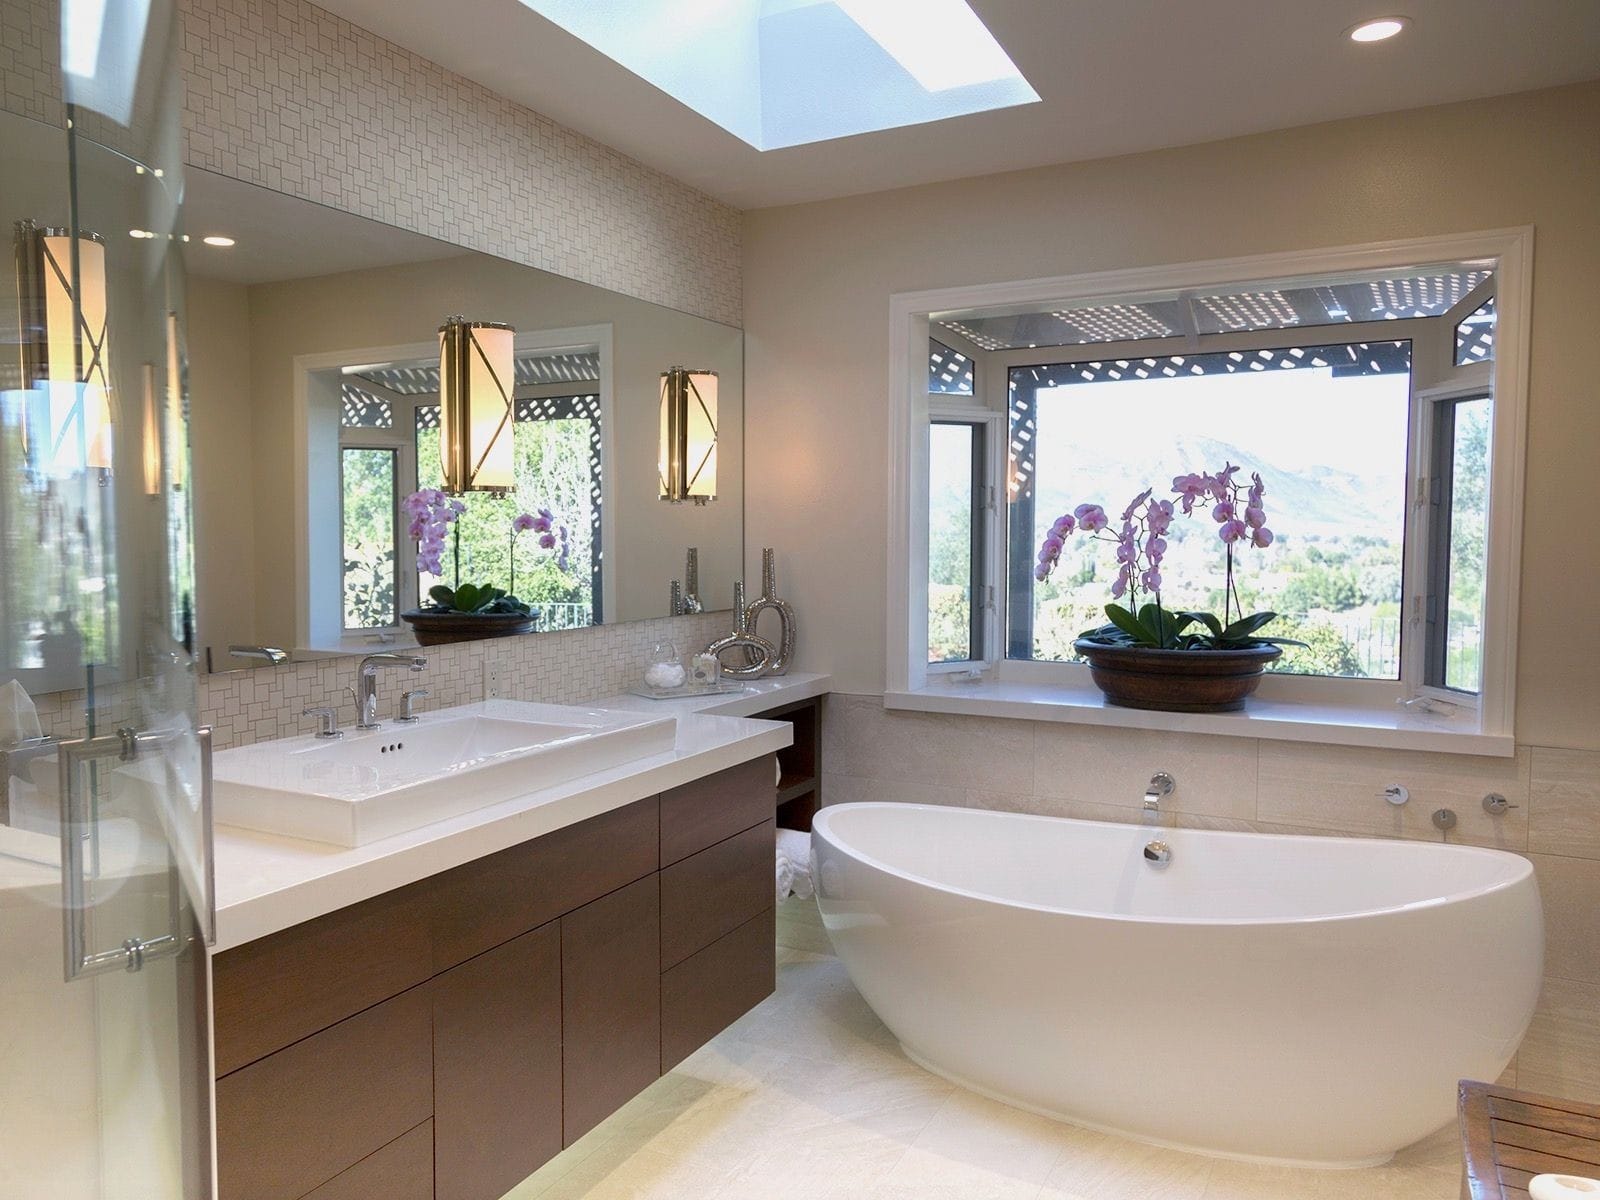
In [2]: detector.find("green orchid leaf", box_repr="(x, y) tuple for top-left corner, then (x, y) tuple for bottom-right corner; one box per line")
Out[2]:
(1103, 603), (1159, 646)
(428, 584), (455, 607)
(1220, 611), (1279, 641)
(1181, 610), (1225, 638)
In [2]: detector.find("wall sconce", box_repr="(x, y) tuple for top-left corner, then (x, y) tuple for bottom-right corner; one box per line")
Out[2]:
(141, 363), (159, 495)
(438, 316), (515, 494)
(14, 218), (115, 475)
(166, 311), (186, 491)
(659, 367), (717, 505)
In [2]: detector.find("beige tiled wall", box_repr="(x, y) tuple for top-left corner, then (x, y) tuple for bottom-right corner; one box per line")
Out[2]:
(822, 693), (1600, 1103)
(31, 611), (729, 750)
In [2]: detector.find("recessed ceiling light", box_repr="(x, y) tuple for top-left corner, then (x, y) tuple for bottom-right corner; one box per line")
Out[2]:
(129, 228), (155, 239)
(202, 235), (236, 247)
(1347, 16), (1409, 42)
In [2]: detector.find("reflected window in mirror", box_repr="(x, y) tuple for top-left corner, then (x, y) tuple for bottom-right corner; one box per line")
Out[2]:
(332, 354), (603, 639)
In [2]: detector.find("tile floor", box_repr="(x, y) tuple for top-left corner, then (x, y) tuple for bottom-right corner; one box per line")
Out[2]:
(507, 901), (1465, 1200)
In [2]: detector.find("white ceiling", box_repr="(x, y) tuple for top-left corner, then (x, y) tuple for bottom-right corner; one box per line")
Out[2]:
(312, 0), (1600, 210)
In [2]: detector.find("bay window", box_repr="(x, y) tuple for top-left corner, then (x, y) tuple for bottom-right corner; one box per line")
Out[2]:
(891, 231), (1531, 751)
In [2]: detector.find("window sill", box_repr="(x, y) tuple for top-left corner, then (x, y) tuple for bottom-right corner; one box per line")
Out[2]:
(884, 677), (1513, 757)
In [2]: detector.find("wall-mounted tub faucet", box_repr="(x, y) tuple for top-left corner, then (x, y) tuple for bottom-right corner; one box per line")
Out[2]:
(1143, 772), (1175, 825)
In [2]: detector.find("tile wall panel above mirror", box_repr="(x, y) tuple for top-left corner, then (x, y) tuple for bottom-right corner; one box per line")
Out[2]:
(179, 168), (743, 673)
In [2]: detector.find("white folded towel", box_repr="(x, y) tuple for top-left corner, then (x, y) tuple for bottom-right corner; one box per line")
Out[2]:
(0, 680), (41, 746)
(776, 827), (814, 900)
(775, 853), (795, 904)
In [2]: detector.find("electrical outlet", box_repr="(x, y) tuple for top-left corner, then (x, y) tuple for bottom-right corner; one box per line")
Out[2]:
(483, 655), (509, 700)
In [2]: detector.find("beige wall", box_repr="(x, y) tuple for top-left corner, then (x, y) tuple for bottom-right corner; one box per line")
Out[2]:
(187, 252), (743, 659)
(186, 276), (259, 666)
(743, 80), (1600, 752)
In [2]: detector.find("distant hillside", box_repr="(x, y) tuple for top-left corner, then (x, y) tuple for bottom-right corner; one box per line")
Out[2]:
(1031, 433), (1403, 542)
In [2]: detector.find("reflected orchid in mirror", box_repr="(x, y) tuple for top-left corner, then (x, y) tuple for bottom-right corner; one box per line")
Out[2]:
(402, 491), (572, 618)
(1035, 464), (1302, 652)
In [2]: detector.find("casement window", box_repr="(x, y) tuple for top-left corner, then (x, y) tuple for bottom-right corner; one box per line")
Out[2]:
(893, 233), (1530, 751)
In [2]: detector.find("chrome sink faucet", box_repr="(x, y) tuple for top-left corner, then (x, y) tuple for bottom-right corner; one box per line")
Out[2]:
(354, 653), (427, 730)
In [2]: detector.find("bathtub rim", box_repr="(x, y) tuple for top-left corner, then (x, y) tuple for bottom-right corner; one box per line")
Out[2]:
(811, 801), (1536, 929)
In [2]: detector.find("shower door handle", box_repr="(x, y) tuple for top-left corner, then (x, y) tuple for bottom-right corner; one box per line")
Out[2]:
(58, 725), (214, 981)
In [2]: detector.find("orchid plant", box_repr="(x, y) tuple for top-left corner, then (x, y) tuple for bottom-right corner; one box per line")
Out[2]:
(1035, 464), (1303, 652)
(403, 489), (569, 617)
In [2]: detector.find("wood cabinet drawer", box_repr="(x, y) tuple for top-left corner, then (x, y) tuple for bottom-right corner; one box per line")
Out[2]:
(213, 883), (432, 1077)
(661, 907), (775, 1071)
(660, 755), (775, 866)
(660, 819), (775, 969)
(433, 923), (562, 1200)
(213, 797), (659, 1073)
(300, 1121), (433, 1200)
(427, 796), (659, 973)
(216, 987), (433, 1200)
(562, 876), (661, 1146)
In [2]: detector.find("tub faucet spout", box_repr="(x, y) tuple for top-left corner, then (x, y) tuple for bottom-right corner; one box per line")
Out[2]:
(1144, 772), (1174, 826)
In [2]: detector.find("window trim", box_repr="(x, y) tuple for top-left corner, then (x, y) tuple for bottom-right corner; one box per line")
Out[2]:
(926, 409), (1000, 672)
(886, 230), (1533, 750)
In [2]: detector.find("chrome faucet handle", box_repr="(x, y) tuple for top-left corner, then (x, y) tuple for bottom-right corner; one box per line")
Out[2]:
(1146, 772), (1176, 798)
(302, 706), (342, 739)
(1482, 793), (1519, 815)
(395, 689), (430, 724)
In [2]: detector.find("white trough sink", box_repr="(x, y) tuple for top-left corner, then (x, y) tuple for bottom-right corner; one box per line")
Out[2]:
(213, 700), (675, 847)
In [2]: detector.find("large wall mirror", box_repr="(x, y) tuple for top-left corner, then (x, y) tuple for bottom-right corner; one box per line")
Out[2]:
(182, 170), (743, 673)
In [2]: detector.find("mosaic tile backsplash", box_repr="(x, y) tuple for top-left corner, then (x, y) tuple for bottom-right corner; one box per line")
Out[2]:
(3, 0), (743, 326)
(31, 612), (730, 750)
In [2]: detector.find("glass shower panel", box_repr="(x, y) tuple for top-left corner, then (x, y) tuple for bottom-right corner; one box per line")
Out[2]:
(0, 0), (212, 1196)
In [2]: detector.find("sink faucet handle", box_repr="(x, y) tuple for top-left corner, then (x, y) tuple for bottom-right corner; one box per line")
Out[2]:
(1147, 772), (1175, 798)
(396, 689), (430, 724)
(302, 706), (342, 739)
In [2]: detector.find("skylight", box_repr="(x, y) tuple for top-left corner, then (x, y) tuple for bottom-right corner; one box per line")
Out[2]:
(520, 0), (1039, 150)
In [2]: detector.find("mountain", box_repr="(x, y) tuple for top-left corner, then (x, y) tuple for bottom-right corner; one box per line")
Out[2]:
(1028, 433), (1403, 542)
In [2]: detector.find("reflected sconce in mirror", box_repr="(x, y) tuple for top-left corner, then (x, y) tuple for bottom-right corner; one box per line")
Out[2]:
(438, 315), (515, 494)
(141, 363), (159, 494)
(13, 219), (115, 475)
(659, 367), (717, 505)
(165, 311), (186, 491)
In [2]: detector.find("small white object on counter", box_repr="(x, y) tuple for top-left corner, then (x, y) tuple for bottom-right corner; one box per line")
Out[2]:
(645, 661), (687, 689)
(1531, 1176), (1600, 1200)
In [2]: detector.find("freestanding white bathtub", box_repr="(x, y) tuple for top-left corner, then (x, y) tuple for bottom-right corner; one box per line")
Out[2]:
(811, 802), (1542, 1167)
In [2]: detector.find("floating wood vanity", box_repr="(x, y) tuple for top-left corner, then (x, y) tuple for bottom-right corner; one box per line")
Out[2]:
(212, 754), (777, 1200)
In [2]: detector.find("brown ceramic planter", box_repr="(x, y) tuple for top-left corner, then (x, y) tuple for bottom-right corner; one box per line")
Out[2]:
(1072, 640), (1283, 713)
(401, 609), (536, 646)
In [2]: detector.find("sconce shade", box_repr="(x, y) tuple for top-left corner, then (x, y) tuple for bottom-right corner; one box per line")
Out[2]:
(142, 363), (159, 494)
(659, 367), (717, 504)
(438, 316), (515, 494)
(14, 220), (115, 474)
(166, 311), (186, 490)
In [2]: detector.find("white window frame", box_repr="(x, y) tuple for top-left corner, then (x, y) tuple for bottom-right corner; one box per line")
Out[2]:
(295, 325), (615, 656)
(886, 230), (1532, 755)
(924, 324), (1003, 674)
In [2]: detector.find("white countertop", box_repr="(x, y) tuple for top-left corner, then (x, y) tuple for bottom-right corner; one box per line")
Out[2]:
(210, 673), (830, 952)
(589, 671), (831, 718)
